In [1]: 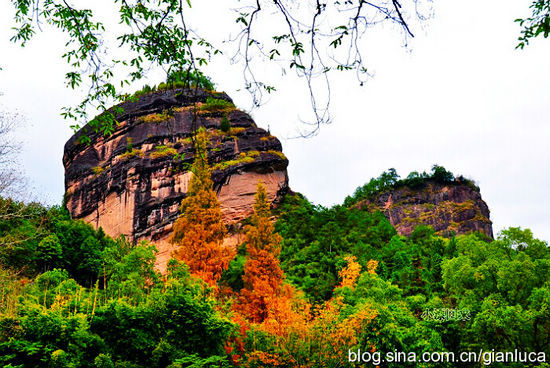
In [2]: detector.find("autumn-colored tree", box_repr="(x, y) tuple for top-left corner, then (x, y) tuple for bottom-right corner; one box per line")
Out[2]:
(234, 190), (389, 367)
(242, 256), (378, 368)
(170, 127), (233, 286)
(338, 255), (362, 289)
(238, 182), (285, 323)
(366, 259), (379, 275)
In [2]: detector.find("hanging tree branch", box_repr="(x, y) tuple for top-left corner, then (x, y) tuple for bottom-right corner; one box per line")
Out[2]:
(231, 0), (425, 136)
(8, 0), (429, 139)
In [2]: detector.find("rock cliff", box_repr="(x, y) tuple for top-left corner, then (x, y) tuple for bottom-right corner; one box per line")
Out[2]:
(63, 88), (289, 271)
(356, 181), (493, 237)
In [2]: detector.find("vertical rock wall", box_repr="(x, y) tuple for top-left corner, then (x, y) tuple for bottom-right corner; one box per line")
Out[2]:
(63, 88), (289, 271)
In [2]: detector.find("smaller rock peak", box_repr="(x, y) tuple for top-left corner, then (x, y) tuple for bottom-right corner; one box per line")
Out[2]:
(347, 167), (493, 238)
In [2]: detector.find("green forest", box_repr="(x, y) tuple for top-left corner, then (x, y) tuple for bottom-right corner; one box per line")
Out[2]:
(0, 130), (548, 367)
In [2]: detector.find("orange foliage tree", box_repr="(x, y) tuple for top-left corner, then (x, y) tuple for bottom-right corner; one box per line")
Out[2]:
(170, 127), (233, 286)
(238, 181), (285, 323)
(228, 186), (384, 367)
(338, 255), (362, 289)
(229, 182), (309, 365)
(242, 255), (379, 368)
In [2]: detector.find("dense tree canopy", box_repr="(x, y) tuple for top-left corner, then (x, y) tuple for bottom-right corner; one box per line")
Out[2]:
(0, 199), (234, 367)
(0, 165), (549, 366)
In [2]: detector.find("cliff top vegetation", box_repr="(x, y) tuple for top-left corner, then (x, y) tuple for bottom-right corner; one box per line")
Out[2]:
(344, 165), (479, 207)
(130, 70), (216, 100)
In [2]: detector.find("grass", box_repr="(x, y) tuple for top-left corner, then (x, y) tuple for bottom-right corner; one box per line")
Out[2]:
(447, 221), (461, 232)
(200, 97), (235, 112)
(266, 150), (287, 160)
(149, 145), (178, 159)
(176, 129), (231, 147)
(418, 210), (436, 222)
(177, 136), (194, 145)
(91, 165), (109, 175)
(211, 148), (283, 170)
(174, 106), (193, 113)
(214, 156), (255, 170)
(213, 150), (261, 171)
(119, 148), (144, 160)
(209, 129), (224, 138)
(229, 127), (246, 135)
(456, 199), (475, 210)
(137, 111), (172, 124)
(472, 210), (492, 223)
(401, 216), (421, 225)
(260, 135), (276, 142)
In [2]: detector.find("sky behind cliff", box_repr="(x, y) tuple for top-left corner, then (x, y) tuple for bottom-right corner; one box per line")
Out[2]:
(0, 0), (549, 241)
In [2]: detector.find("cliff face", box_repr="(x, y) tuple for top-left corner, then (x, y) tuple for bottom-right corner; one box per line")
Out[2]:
(63, 88), (289, 270)
(356, 181), (493, 238)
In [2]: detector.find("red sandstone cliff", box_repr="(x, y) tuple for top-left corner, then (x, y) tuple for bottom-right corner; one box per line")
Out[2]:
(63, 88), (289, 271)
(356, 181), (493, 238)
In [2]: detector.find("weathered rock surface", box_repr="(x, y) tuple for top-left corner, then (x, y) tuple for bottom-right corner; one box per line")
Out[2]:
(63, 88), (289, 271)
(356, 181), (493, 237)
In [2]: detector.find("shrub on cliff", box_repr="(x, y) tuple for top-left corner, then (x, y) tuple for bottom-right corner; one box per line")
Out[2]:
(166, 69), (214, 91)
(220, 114), (231, 133)
(430, 164), (455, 183)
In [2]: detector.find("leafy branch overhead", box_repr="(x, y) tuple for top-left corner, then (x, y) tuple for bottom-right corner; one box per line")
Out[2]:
(516, 0), (550, 48)
(9, 0), (429, 137)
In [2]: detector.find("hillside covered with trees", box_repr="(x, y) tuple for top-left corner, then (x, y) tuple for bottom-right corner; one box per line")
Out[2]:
(0, 129), (548, 368)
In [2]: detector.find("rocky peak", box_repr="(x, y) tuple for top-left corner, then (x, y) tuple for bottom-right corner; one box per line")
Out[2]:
(63, 88), (290, 271)
(356, 180), (493, 237)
